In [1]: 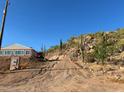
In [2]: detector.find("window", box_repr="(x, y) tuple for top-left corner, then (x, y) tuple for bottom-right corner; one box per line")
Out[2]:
(0, 51), (3, 55)
(15, 50), (25, 55)
(15, 51), (19, 55)
(15, 51), (21, 55)
(20, 51), (24, 54)
(26, 51), (30, 54)
(5, 51), (11, 55)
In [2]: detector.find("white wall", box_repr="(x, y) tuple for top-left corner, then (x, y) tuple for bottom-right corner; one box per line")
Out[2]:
(0, 49), (32, 56)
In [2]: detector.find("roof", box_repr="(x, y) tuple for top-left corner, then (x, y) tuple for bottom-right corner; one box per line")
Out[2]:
(2, 43), (33, 50)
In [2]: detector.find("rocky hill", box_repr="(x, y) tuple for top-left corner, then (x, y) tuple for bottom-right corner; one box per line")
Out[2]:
(0, 29), (124, 91)
(47, 28), (124, 65)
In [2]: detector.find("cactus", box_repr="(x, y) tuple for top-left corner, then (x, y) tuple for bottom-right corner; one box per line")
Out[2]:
(80, 35), (86, 62)
(43, 45), (46, 57)
(41, 44), (46, 57)
(60, 39), (63, 51)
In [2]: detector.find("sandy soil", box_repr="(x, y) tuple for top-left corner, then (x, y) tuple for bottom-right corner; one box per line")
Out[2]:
(0, 56), (124, 92)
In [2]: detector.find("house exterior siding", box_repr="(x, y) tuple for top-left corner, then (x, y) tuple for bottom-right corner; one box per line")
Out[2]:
(0, 49), (32, 56)
(0, 44), (37, 57)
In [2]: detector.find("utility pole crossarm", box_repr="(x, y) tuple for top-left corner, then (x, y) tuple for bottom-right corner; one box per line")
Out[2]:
(0, 0), (9, 50)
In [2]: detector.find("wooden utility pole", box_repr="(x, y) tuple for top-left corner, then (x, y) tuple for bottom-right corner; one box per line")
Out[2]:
(0, 0), (9, 49)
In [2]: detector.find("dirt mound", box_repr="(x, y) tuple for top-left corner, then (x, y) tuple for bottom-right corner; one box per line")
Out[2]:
(0, 56), (91, 92)
(10, 57), (92, 92)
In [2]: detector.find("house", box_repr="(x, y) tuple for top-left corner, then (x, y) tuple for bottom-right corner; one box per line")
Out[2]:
(0, 43), (37, 57)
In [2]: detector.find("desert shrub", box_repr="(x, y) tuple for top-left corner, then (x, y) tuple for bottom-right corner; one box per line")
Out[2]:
(116, 39), (124, 52)
(69, 49), (80, 61)
(94, 32), (108, 64)
(117, 28), (124, 38)
(47, 45), (59, 53)
(85, 53), (95, 63)
(67, 36), (79, 48)
(107, 46), (117, 56)
(94, 45), (107, 64)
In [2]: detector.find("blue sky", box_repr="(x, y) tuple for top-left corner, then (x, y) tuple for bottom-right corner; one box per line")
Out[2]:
(0, 0), (124, 51)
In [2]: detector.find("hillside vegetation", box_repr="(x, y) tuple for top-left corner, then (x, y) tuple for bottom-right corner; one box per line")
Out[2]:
(47, 29), (124, 65)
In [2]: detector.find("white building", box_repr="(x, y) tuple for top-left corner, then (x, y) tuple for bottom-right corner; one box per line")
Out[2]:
(0, 43), (37, 57)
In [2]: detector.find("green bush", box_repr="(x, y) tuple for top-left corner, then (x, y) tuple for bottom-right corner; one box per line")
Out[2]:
(94, 32), (108, 64)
